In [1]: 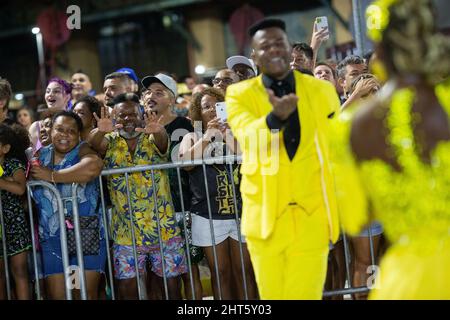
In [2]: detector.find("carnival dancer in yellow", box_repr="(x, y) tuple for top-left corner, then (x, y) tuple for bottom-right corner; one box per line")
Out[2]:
(226, 19), (341, 299)
(343, 0), (450, 299)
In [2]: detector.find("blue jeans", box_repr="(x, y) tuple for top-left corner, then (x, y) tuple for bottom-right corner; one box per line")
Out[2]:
(40, 236), (107, 278)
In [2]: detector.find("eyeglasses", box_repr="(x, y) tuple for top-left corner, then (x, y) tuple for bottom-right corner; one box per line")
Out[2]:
(212, 77), (234, 86)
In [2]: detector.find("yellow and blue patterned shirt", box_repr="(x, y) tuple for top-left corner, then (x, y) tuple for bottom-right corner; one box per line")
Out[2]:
(104, 132), (180, 246)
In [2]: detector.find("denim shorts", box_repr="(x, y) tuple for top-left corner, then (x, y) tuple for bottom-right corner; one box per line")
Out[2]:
(40, 236), (107, 278)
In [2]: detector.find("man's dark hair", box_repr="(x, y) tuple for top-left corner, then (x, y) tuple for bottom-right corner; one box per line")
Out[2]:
(292, 42), (314, 60)
(248, 18), (286, 37)
(73, 95), (102, 119)
(104, 72), (131, 82)
(336, 55), (365, 79)
(52, 111), (84, 133)
(0, 78), (13, 110)
(112, 93), (140, 106)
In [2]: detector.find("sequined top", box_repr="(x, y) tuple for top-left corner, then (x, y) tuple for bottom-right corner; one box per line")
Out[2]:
(357, 83), (450, 246)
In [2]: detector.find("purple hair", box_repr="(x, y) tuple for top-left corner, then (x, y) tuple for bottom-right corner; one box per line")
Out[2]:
(47, 77), (72, 96)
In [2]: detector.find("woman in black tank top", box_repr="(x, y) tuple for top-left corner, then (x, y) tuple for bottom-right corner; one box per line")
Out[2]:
(179, 87), (258, 300)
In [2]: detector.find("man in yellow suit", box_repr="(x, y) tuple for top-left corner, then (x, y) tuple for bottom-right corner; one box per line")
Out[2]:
(226, 19), (341, 299)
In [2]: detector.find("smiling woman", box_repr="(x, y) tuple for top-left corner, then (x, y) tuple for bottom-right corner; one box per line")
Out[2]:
(30, 110), (106, 300)
(72, 95), (102, 141)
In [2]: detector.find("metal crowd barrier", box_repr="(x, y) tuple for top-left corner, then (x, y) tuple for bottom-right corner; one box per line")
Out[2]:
(97, 155), (247, 300)
(0, 155), (382, 300)
(24, 181), (74, 300)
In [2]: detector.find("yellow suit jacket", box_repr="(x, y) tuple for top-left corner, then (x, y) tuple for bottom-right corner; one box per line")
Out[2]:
(226, 71), (340, 242)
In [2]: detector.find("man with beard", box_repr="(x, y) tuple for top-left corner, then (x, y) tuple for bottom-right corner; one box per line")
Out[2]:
(212, 69), (240, 94)
(226, 55), (257, 81)
(225, 18), (341, 299)
(141, 73), (193, 160)
(141, 73), (196, 299)
(88, 93), (187, 299)
(336, 55), (371, 108)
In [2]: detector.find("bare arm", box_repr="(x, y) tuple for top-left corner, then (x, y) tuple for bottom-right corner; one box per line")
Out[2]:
(151, 130), (169, 155)
(179, 132), (209, 159)
(87, 128), (109, 157)
(178, 118), (227, 162)
(31, 144), (103, 183)
(341, 78), (380, 111)
(310, 23), (329, 69)
(135, 113), (169, 154)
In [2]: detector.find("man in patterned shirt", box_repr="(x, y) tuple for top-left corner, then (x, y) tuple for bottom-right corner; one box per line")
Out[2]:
(88, 93), (187, 299)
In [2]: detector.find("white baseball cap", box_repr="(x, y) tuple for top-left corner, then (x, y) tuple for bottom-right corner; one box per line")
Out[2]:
(141, 73), (178, 97)
(226, 55), (257, 75)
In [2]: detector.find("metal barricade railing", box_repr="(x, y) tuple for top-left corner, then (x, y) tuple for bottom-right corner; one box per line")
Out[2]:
(98, 155), (244, 301)
(98, 177), (115, 300)
(70, 183), (88, 299)
(0, 155), (382, 300)
(26, 181), (74, 300)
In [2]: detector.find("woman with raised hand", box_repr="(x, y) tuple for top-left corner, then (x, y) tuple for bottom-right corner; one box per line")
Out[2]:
(179, 87), (258, 300)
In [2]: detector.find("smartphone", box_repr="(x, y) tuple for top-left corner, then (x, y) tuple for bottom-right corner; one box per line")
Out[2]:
(315, 16), (329, 40)
(215, 102), (227, 122)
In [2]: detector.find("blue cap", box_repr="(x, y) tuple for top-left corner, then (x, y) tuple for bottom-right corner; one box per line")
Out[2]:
(115, 67), (139, 83)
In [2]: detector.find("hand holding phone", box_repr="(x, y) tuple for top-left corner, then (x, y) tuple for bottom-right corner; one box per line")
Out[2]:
(215, 102), (227, 122)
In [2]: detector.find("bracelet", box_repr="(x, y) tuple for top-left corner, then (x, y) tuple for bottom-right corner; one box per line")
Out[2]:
(51, 171), (56, 185)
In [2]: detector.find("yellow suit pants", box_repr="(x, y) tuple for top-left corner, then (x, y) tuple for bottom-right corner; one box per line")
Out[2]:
(246, 206), (330, 299)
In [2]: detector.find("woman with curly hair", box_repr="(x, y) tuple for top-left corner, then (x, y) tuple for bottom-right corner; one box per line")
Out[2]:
(339, 0), (450, 299)
(72, 95), (102, 141)
(179, 87), (258, 300)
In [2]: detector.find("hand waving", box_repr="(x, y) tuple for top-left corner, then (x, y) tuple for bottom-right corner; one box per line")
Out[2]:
(135, 112), (166, 135)
(93, 106), (122, 133)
